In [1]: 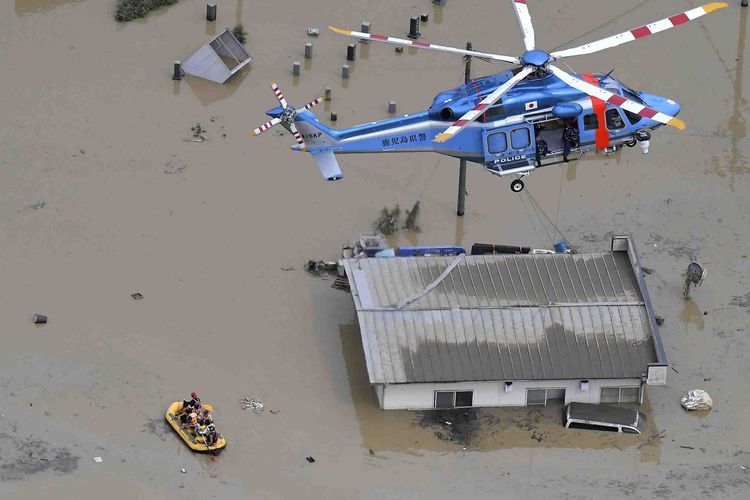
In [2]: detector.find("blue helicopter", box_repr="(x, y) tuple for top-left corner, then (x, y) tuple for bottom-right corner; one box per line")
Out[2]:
(252, 1), (726, 192)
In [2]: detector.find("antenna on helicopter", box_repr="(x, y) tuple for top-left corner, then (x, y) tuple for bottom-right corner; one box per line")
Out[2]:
(598, 68), (615, 85)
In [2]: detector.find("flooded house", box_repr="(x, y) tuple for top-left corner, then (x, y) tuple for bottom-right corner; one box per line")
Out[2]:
(341, 236), (667, 410)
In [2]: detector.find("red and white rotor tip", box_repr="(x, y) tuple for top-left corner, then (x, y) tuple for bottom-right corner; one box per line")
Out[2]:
(250, 82), (324, 147)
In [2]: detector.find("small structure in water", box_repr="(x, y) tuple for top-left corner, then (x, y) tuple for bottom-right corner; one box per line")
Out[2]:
(341, 236), (667, 410)
(181, 29), (252, 84)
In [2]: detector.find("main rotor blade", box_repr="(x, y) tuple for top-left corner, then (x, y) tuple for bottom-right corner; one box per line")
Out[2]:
(548, 65), (684, 129)
(251, 117), (282, 136)
(550, 2), (727, 60)
(329, 26), (521, 64)
(513, 0), (535, 51)
(301, 97), (323, 111)
(270, 81), (288, 109)
(288, 122), (307, 151)
(434, 66), (534, 143)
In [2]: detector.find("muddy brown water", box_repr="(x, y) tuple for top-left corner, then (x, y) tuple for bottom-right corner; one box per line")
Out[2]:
(1, 0), (749, 498)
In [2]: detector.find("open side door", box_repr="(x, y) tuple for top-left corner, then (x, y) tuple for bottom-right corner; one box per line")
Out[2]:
(482, 123), (536, 176)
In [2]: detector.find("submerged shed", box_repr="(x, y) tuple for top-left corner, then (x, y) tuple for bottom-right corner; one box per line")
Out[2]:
(342, 236), (667, 410)
(181, 29), (252, 84)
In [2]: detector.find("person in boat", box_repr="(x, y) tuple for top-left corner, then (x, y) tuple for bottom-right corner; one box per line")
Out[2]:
(183, 392), (201, 410)
(187, 411), (200, 434)
(199, 423), (219, 446)
(198, 409), (213, 426)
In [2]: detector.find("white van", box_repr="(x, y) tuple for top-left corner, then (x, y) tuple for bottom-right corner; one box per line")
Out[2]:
(563, 402), (647, 434)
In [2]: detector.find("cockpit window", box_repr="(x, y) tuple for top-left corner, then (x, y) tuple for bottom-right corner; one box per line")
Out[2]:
(622, 87), (645, 105)
(605, 108), (625, 130)
(624, 110), (642, 125)
(583, 113), (598, 131)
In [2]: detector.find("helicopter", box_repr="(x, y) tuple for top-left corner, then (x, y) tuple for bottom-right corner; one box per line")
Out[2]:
(252, 1), (726, 192)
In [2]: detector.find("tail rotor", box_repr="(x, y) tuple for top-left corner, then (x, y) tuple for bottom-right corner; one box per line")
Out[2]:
(251, 81), (323, 152)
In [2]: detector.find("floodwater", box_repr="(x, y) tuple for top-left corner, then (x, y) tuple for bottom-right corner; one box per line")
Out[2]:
(0, 0), (748, 498)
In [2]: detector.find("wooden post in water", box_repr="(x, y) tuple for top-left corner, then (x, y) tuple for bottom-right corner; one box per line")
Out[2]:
(206, 3), (217, 21)
(456, 42), (472, 217)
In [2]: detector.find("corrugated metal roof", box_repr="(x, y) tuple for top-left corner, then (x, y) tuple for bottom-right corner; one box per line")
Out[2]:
(182, 29), (252, 84)
(343, 238), (661, 384)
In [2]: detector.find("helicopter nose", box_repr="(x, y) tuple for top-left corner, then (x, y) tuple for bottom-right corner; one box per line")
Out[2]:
(662, 98), (681, 118)
(641, 93), (681, 120)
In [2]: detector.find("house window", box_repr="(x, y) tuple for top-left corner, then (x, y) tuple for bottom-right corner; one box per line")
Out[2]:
(526, 389), (547, 405)
(583, 113), (598, 130)
(527, 388), (566, 405)
(455, 391), (473, 408)
(600, 386), (640, 404)
(605, 108), (626, 130)
(487, 132), (508, 154)
(434, 390), (474, 408)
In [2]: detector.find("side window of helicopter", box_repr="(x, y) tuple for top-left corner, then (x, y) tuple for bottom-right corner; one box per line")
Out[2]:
(605, 108), (625, 130)
(487, 132), (508, 154)
(623, 110), (642, 125)
(583, 113), (598, 131)
(510, 128), (531, 150)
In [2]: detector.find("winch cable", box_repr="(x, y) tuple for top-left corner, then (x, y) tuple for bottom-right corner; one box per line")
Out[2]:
(522, 189), (556, 247)
(523, 188), (571, 248)
(555, 164), (565, 226)
(518, 189), (548, 247)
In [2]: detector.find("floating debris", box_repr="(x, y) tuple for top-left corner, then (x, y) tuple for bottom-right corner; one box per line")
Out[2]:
(403, 199), (421, 231)
(417, 409), (481, 447)
(304, 260), (337, 275)
(681, 390), (713, 411)
(191, 123), (206, 140)
(332, 276), (350, 291)
(93, 456), (102, 463)
(241, 397), (264, 414)
(374, 206), (400, 235)
(639, 429), (666, 448)
(233, 24), (248, 45)
(683, 261), (707, 299)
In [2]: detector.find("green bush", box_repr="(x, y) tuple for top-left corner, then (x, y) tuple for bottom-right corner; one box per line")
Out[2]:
(115, 0), (179, 22)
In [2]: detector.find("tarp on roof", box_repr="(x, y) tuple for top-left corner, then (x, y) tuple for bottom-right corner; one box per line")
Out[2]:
(181, 29), (252, 84)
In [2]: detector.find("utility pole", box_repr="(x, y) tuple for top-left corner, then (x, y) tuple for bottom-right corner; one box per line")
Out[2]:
(457, 42), (472, 216)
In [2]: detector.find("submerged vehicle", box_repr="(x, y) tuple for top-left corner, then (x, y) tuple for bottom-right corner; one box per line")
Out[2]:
(563, 402), (647, 434)
(165, 401), (227, 453)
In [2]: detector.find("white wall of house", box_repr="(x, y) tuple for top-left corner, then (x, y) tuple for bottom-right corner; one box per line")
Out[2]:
(378, 378), (644, 410)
